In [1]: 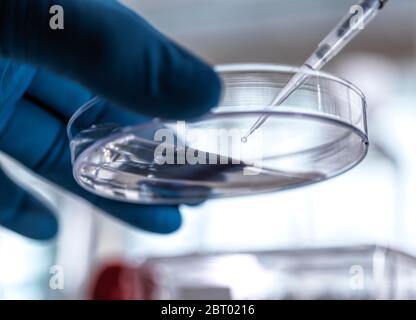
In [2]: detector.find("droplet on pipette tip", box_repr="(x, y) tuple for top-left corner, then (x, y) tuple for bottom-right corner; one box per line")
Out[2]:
(241, 136), (248, 143)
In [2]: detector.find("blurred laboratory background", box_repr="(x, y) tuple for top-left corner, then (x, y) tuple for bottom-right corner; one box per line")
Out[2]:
(1, 0), (416, 299)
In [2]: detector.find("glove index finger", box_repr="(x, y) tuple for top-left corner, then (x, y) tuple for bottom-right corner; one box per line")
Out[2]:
(0, 0), (221, 119)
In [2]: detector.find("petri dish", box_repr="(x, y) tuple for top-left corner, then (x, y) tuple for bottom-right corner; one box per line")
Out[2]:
(67, 64), (369, 205)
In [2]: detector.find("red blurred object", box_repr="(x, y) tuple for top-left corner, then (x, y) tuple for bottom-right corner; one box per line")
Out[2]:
(89, 260), (157, 300)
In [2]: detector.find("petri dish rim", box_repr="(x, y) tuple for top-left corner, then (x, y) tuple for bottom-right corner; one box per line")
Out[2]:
(73, 110), (368, 165)
(68, 64), (368, 141)
(215, 63), (367, 103)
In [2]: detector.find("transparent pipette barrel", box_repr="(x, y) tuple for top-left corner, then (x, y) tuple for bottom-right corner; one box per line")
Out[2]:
(242, 71), (309, 140)
(243, 0), (385, 140)
(308, 0), (381, 70)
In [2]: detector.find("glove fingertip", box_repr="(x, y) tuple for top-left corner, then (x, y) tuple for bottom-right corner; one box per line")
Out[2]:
(20, 197), (58, 240)
(2, 196), (58, 241)
(177, 64), (222, 120)
(157, 44), (222, 120)
(147, 206), (182, 234)
(96, 198), (182, 235)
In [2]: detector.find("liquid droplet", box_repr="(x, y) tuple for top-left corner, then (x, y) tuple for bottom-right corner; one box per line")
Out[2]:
(241, 137), (248, 143)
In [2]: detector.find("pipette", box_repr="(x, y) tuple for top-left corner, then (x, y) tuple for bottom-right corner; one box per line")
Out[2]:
(242, 0), (389, 141)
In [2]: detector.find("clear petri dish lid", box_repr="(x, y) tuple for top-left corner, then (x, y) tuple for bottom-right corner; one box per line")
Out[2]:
(67, 64), (369, 205)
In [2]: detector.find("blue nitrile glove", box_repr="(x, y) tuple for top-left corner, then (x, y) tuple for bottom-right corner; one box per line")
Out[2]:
(0, 0), (221, 240)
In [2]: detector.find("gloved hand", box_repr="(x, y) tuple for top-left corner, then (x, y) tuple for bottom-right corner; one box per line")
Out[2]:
(0, 0), (221, 240)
